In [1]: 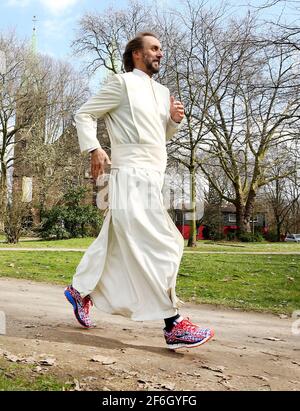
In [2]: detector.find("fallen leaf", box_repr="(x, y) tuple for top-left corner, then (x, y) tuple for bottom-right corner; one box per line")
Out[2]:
(263, 337), (285, 342)
(200, 365), (225, 373)
(82, 376), (97, 382)
(73, 378), (81, 391)
(39, 357), (56, 366)
(3, 353), (20, 363)
(161, 383), (175, 390)
(90, 355), (116, 365)
(20, 357), (36, 365)
(102, 359), (116, 365)
(252, 375), (269, 382)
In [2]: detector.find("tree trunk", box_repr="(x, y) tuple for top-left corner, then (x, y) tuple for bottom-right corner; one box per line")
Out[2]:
(275, 217), (282, 242)
(187, 165), (197, 247)
(0, 163), (8, 231)
(236, 202), (251, 237)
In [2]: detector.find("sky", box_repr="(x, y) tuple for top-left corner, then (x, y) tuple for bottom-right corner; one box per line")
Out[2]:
(0, 0), (297, 87)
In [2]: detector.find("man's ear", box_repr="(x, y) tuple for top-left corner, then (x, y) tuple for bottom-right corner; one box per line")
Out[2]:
(133, 49), (141, 60)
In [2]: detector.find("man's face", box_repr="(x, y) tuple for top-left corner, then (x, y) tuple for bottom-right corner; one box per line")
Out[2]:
(135, 36), (163, 75)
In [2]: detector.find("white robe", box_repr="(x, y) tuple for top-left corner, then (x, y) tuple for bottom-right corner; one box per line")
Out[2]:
(72, 69), (184, 321)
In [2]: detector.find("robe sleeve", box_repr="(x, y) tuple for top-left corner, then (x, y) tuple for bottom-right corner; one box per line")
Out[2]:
(74, 75), (122, 153)
(166, 116), (181, 141)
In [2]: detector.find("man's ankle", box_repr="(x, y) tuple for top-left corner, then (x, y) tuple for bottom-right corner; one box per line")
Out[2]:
(164, 314), (183, 331)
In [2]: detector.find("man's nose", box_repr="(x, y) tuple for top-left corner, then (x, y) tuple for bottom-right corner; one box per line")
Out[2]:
(157, 50), (163, 58)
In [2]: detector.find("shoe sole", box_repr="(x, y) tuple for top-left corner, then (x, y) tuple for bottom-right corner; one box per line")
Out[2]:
(64, 288), (91, 329)
(166, 330), (215, 350)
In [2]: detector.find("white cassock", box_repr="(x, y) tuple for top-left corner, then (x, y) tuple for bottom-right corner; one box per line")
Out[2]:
(72, 68), (184, 321)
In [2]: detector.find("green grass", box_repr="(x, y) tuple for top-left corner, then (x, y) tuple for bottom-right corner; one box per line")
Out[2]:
(178, 253), (300, 314)
(0, 250), (299, 314)
(0, 251), (78, 283)
(0, 237), (95, 249)
(183, 240), (300, 253)
(1, 237), (300, 253)
(0, 358), (70, 391)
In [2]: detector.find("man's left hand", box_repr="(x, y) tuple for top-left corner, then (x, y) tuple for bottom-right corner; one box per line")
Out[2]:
(170, 96), (184, 123)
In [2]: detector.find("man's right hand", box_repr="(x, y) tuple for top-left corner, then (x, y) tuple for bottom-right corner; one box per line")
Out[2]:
(90, 148), (111, 180)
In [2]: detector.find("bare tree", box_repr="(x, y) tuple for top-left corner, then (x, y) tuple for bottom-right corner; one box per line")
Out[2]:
(0, 32), (90, 242)
(192, 15), (300, 235)
(263, 144), (300, 239)
(70, 0), (300, 244)
(0, 32), (46, 228)
(72, 1), (154, 76)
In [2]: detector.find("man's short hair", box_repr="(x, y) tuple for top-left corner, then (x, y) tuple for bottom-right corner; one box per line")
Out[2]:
(123, 32), (158, 72)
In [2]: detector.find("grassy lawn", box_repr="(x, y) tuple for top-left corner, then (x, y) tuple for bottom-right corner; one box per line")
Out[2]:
(1, 237), (300, 253)
(0, 250), (299, 315)
(0, 237), (94, 249)
(184, 240), (300, 253)
(178, 253), (300, 314)
(0, 358), (70, 391)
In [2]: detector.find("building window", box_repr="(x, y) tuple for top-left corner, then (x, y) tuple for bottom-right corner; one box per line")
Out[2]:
(228, 213), (236, 223)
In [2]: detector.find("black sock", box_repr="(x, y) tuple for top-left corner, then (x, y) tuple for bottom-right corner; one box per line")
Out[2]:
(164, 314), (181, 331)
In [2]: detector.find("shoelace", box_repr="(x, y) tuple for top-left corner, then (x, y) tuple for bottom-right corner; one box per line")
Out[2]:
(177, 318), (199, 333)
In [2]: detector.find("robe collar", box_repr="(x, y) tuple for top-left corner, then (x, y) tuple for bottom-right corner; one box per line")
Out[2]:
(132, 68), (152, 80)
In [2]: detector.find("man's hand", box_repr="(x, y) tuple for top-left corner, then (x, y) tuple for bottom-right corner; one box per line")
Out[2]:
(90, 148), (111, 180)
(170, 96), (184, 123)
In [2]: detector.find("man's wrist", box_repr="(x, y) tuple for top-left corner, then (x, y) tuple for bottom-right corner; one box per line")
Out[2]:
(89, 147), (101, 154)
(170, 116), (181, 125)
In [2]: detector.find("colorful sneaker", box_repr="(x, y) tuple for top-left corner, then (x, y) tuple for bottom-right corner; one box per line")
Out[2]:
(164, 318), (214, 349)
(64, 285), (94, 328)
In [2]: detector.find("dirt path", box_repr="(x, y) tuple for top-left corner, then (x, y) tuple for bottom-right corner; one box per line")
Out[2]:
(0, 277), (299, 391)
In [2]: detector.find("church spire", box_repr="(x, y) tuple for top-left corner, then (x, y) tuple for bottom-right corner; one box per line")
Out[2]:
(31, 15), (38, 55)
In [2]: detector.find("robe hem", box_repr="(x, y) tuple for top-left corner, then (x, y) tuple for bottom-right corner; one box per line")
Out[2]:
(92, 304), (178, 322)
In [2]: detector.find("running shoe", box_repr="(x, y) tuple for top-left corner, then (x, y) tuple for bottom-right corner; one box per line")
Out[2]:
(64, 285), (94, 328)
(164, 318), (214, 349)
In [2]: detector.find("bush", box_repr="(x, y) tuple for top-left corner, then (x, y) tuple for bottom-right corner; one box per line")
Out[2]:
(209, 231), (225, 241)
(239, 232), (264, 242)
(39, 187), (104, 240)
(264, 231), (279, 242)
(226, 231), (237, 241)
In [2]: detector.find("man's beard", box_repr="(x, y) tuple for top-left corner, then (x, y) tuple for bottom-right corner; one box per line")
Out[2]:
(143, 55), (160, 74)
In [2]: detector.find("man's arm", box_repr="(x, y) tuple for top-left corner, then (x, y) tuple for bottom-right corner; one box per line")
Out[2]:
(75, 75), (122, 153)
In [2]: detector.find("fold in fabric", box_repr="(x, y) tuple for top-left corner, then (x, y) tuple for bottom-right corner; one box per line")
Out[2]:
(73, 166), (184, 321)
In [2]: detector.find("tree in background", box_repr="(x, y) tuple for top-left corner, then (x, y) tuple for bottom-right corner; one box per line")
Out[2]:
(70, 0), (300, 243)
(0, 31), (91, 243)
(39, 186), (103, 239)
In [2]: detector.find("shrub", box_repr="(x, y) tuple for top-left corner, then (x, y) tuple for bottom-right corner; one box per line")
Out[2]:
(226, 231), (237, 241)
(209, 231), (225, 241)
(264, 231), (279, 242)
(39, 187), (103, 239)
(239, 232), (264, 242)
